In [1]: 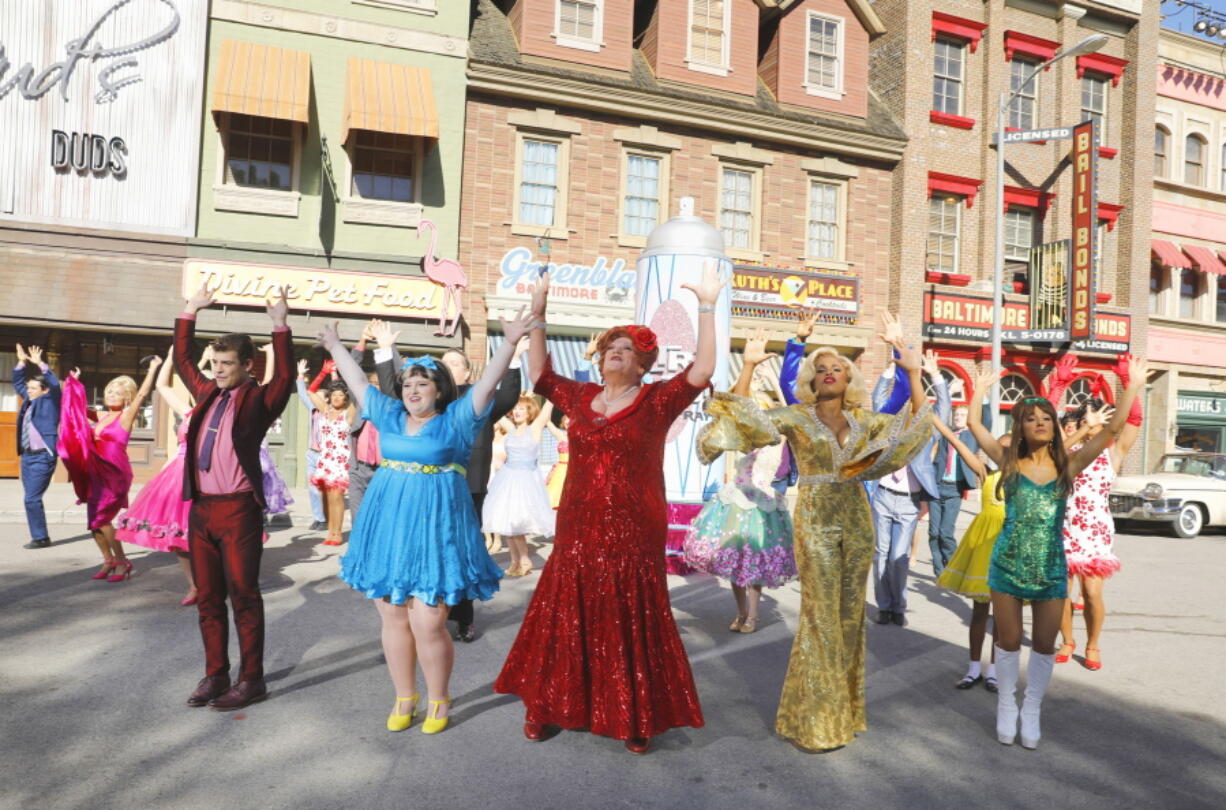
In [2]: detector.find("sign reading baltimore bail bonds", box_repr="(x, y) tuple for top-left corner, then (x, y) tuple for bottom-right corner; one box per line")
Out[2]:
(182, 259), (444, 319)
(924, 291), (1129, 354)
(731, 265), (859, 320)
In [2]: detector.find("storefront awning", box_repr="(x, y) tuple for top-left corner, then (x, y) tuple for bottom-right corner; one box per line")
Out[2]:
(211, 40), (311, 124)
(1151, 239), (1192, 270)
(1182, 243), (1226, 276)
(487, 333), (587, 388)
(341, 58), (439, 144)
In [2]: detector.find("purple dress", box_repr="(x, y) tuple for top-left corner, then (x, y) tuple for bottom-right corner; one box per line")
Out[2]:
(259, 439), (294, 514)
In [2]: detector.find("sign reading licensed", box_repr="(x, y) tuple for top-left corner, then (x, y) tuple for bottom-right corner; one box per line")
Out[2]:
(731, 266), (859, 320)
(182, 259), (444, 318)
(924, 291), (1130, 354)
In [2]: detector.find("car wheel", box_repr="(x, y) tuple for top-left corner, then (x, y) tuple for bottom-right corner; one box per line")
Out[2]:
(1172, 504), (1204, 539)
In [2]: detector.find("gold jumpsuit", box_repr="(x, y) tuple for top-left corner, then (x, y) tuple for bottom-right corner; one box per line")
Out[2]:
(698, 392), (932, 750)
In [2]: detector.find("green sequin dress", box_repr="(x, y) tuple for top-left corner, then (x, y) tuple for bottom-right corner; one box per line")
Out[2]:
(988, 475), (1068, 601)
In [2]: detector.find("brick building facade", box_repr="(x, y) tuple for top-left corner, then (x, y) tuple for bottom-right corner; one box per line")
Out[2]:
(869, 0), (1156, 460)
(461, 0), (908, 389)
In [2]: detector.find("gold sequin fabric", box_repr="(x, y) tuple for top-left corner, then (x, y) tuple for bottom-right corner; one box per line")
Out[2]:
(699, 393), (933, 750)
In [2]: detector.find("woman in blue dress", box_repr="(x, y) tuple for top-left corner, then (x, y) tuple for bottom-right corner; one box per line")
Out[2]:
(966, 356), (1145, 750)
(318, 309), (533, 735)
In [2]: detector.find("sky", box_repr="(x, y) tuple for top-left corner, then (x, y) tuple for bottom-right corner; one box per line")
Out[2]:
(1160, 0), (1226, 36)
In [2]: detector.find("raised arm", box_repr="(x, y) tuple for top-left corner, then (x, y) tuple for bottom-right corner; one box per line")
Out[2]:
(680, 261), (722, 388)
(120, 356), (162, 433)
(526, 273), (550, 386)
(1070, 357), (1147, 478)
(472, 307), (534, 416)
(317, 322), (371, 409)
(13, 343), (31, 399)
(260, 287), (295, 415)
(968, 368), (1005, 466)
(880, 312), (925, 417)
(531, 399), (554, 439)
(155, 349), (191, 418)
(491, 340), (526, 423)
(175, 283), (217, 401)
(1045, 353), (1079, 410)
(1109, 353), (1144, 471)
(932, 415), (986, 484)
(732, 329), (777, 397)
(371, 320), (402, 397)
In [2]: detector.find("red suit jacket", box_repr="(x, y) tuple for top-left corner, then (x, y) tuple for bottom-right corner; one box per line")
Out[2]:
(174, 317), (294, 508)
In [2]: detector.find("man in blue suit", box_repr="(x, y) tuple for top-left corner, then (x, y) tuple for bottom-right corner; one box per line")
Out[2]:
(929, 403), (983, 576)
(14, 344), (61, 549)
(869, 349), (949, 626)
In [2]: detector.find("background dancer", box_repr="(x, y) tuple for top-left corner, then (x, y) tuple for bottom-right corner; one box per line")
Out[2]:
(482, 394), (556, 577)
(307, 381), (358, 546)
(13, 344), (61, 550)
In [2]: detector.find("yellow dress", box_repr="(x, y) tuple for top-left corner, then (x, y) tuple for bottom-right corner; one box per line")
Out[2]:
(937, 471), (1005, 603)
(698, 392), (932, 751)
(545, 440), (568, 510)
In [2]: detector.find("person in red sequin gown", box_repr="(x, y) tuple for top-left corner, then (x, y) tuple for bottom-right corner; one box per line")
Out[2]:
(495, 267), (722, 754)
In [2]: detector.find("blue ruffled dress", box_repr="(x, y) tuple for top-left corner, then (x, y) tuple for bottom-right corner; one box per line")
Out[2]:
(340, 387), (503, 606)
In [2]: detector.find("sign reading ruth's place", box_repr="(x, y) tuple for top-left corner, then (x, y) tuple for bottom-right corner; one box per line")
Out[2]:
(0, 0), (208, 236)
(182, 259), (444, 319)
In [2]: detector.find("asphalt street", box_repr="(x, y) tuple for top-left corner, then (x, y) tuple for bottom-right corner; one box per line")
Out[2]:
(1, 510), (1223, 810)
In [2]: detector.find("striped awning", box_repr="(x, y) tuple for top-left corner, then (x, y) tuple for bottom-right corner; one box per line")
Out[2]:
(486, 333), (588, 388)
(211, 40), (311, 124)
(1151, 239), (1192, 270)
(341, 58), (439, 144)
(1182, 243), (1226, 276)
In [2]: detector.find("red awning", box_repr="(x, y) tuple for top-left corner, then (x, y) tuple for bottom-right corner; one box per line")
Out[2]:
(1182, 243), (1226, 275)
(1152, 240), (1192, 269)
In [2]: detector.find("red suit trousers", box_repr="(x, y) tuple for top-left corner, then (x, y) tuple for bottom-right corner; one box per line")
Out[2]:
(189, 492), (264, 681)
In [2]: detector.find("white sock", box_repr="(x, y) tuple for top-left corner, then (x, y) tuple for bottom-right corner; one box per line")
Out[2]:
(966, 661), (982, 679)
(986, 662), (997, 680)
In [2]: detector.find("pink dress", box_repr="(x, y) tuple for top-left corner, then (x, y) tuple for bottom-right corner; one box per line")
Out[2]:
(115, 415), (192, 552)
(1062, 448), (1122, 578)
(57, 375), (134, 530)
(310, 411), (351, 491)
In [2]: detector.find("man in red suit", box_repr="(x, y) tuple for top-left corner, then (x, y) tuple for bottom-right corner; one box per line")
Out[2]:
(175, 285), (293, 711)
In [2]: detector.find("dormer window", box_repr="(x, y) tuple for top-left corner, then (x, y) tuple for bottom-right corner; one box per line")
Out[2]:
(688, 0), (731, 76)
(805, 12), (844, 98)
(555, 0), (602, 52)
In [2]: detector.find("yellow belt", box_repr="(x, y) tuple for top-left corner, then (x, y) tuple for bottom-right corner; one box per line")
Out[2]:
(379, 459), (467, 476)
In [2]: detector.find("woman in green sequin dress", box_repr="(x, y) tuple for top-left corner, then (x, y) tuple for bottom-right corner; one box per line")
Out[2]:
(967, 357), (1146, 750)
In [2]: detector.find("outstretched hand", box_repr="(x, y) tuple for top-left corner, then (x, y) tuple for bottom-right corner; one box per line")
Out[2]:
(680, 260), (724, 308)
(1054, 353), (1079, 384)
(878, 311), (904, 351)
(796, 308), (819, 340)
(974, 367), (1001, 396)
(185, 282), (215, 315)
(743, 328), (777, 367)
(317, 321), (342, 353)
(583, 331), (600, 361)
(1123, 356), (1148, 392)
(15, 343), (28, 364)
(501, 305), (535, 345)
(1083, 402), (1112, 429)
(27, 345), (45, 365)
(266, 286), (290, 327)
(896, 344), (922, 373)
(371, 319), (401, 352)
(296, 358), (309, 379)
(528, 272), (550, 319)
(921, 348), (940, 378)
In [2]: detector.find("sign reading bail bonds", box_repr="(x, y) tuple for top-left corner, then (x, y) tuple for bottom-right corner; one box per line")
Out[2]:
(731, 265), (860, 321)
(182, 259), (444, 318)
(1069, 120), (1097, 340)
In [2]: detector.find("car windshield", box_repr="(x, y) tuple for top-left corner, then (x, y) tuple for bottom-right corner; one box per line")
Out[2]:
(1159, 455), (1226, 479)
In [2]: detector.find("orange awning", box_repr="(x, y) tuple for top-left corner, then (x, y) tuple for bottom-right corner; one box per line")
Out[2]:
(341, 58), (439, 144)
(211, 40), (311, 124)
(1151, 239), (1192, 270)
(1182, 243), (1226, 276)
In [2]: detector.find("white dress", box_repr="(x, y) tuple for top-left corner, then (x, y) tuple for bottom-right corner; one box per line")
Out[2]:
(1062, 448), (1121, 578)
(482, 431), (557, 536)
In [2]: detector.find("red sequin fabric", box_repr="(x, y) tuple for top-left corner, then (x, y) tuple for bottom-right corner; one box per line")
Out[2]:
(494, 359), (706, 740)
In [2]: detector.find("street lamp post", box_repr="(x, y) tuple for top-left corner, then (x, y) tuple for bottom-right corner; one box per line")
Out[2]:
(989, 34), (1109, 436)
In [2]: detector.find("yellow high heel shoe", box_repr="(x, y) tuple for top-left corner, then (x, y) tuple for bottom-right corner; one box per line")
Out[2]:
(386, 694), (419, 732)
(421, 697), (452, 735)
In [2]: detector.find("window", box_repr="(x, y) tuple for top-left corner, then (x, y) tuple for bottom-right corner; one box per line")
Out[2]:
(622, 153), (662, 238)
(1221, 143), (1226, 191)
(926, 196), (961, 272)
(720, 166), (755, 251)
(807, 180), (840, 260)
(1004, 207), (1036, 262)
(1066, 376), (1096, 410)
(224, 114), (294, 191)
(1081, 75), (1107, 139)
(519, 138), (561, 226)
(1150, 264), (1165, 312)
(921, 368), (963, 403)
(1185, 134), (1206, 186)
(1008, 58), (1038, 131)
(556, 0), (601, 49)
(999, 373), (1035, 427)
(1180, 267), (1200, 318)
(1155, 126), (1169, 179)
(350, 131), (414, 202)
(806, 13), (843, 95)
(933, 38), (965, 115)
(1217, 276), (1226, 323)
(689, 0), (728, 70)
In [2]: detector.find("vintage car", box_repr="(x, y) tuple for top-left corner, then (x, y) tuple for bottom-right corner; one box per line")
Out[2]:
(1110, 453), (1226, 538)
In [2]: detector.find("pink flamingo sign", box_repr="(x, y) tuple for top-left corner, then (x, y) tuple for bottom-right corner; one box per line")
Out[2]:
(417, 219), (467, 336)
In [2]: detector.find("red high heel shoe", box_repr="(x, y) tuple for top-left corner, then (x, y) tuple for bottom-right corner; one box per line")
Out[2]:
(91, 557), (116, 580)
(1083, 647), (1103, 671)
(180, 589), (198, 606)
(1055, 641), (1076, 664)
(107, 559), (134, 582)
(625, 737), (651, 755)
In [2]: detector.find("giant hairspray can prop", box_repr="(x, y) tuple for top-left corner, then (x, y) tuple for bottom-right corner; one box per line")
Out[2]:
(635, 197), (732, 506)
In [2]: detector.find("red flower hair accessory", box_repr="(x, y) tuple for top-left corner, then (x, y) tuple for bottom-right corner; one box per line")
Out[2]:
(626, 325), (658, 353)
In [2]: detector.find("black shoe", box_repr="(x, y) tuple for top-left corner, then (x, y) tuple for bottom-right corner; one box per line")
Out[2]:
(984, 676), (999, 693)
(954, 674), (983, 690)
(875, 611), (893, 625)
(23, 538), (51, 549)
(891, 612), (907, 627)
(309, 520), (326, 531)
(457, 624), (477, 643)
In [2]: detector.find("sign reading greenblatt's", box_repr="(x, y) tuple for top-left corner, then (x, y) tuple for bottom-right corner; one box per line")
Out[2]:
(496, 246), (636, 309)
(0, 1), (207, 236)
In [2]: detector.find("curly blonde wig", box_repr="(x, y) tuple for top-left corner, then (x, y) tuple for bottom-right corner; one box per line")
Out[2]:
(105, 375), (138, 404)
(794, 347), (867, 410)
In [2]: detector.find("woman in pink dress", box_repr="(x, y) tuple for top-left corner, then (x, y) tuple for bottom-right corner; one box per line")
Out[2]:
(114, 352), (197, 603)
(58, 357), (161, 581)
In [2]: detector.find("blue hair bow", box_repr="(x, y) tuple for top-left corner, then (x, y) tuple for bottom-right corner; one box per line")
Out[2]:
(401, 356), (439, 372)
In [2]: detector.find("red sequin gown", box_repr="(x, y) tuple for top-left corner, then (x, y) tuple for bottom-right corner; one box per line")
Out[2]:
(494, 359), (706, 740)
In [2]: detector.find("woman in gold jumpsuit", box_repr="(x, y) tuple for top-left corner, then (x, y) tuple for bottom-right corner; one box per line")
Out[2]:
(697, 316), (932, 751)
